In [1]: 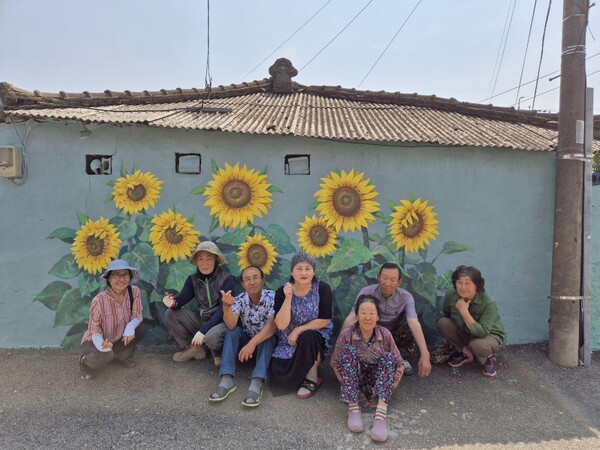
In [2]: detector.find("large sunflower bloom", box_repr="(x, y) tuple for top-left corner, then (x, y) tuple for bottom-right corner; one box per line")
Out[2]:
(72, 217), (122, 275)
(238, 234), (278, 275)
(389, 198), (439, 253)
(149, 210), (200, 263)
(203, 163), (272, 229)
(314, 169), (379, 232)
(297, 215), (338, 258)
(113, 170), (164, 215)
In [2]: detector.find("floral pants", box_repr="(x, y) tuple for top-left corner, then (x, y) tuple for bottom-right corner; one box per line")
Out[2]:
(338, 345), (398, 404)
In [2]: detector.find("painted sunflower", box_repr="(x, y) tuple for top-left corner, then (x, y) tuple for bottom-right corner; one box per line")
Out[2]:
(389, 198), (439, 253)
(72, 217), (122, 275)
(113, 170), (164, 215)
(149, 210), (200, 263)
(203, 162), (272, 229)
(238, 234), (278, 275)
(297, 215), (338, 258)
(314, 169), (379, 232)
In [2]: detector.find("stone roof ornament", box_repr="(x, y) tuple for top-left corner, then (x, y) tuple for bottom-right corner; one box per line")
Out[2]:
(269, 58), (298, 94)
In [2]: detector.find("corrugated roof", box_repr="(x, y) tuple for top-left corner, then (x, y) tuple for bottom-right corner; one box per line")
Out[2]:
(1, 58), (593, 152)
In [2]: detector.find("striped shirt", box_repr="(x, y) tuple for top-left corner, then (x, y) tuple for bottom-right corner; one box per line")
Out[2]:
(81, 286), (143, 344)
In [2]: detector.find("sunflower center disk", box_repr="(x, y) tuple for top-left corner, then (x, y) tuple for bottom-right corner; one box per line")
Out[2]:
(127, 184), (147, 202)
(222, 180), (252, 209)
(248, 244), (267, 267)
(309, 225), (329, 247)
(402, 215), (424, 238)
(86, 236), (105, 257)
(165, 227), (184, 244)
(333, 187), (361, 217)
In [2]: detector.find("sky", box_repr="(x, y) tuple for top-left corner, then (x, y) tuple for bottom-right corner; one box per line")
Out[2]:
(1, 0), (599, 113)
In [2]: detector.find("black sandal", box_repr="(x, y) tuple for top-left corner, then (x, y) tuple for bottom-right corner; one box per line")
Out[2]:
(297, 377), (322, 399)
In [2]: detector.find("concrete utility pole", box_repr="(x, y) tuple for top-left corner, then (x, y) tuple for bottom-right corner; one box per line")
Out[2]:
(548, 0), (589, 367)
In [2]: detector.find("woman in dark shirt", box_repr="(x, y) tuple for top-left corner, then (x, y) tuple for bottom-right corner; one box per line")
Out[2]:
(270, 252), (333, 398)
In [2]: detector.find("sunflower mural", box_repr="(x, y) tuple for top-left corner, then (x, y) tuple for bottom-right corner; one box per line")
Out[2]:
(297, 215), (338, 258)
(113, 170), (164, 215)
(389, 198), (439, 253)
(238, 234), (278, 275)
(314, 169), (379, 232)
(149, 210), (200, 263)
(72, 217), (122, 274)
(36, 166), (202, 347)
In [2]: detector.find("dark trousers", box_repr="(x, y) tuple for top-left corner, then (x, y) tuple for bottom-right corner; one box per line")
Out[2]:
(81, 325), (146, 370)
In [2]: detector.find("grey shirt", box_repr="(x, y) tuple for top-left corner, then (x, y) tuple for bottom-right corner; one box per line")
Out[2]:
(355, 284), (417, 329)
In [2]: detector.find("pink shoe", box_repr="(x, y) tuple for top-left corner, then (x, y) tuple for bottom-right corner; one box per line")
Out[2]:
(371, 418), (388, 442)
(347, 410), (364, 433)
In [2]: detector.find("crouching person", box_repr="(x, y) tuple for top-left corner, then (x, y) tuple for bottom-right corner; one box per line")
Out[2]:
(209, 266), (276, 407)
(331, 295), (404, 443)
(79, 259), (145, 380)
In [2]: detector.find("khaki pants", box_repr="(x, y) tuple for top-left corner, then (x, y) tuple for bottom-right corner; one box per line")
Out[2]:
(165, 308), (226, 356)
(437, 317), (500, 365)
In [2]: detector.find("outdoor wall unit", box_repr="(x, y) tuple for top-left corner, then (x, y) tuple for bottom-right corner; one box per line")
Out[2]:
(0, 146), (23, 178)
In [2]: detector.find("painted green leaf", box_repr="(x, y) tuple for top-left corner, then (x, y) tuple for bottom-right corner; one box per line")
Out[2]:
(61, 323), (89, 348)
(320, 272), (342, 292)
(364, 266), (380, 280)
(267, 185), (283, 194)
(55, 289), (90, 326)
(34, 281), (72, 311)
(437, 270), (453, 293)
(226, 252), (241, 278)
(49, 254), (80, 279)
(386, 198), (398, 211)
(142, 323), (169, 345)
(120, 162), (128, 177)
(327, 239), (373, 273)
(47, 227), (77, 243)
(442, 241), (474, 254)
(308, 200), (319, 210)
(122, 242), (159, 284)
(189, 185), (206, 197)
(418, 247), (428, 261)
(165, 260), (196, 291)
(265, 224), (295, 255)
(78, 271), (100, 297)
(258, 164), (269, 176)
(76, 211), (90, 226)
(140, 289), (154, 320)
(407, 262), (438, 305)
(209, 216), (220, 233)
(372, 244), (397, 263)
(135, 214), (153, 242)
(374, 211), (386, 220)
(332, 273), (366, 322)
(110, 216), (138, 241)
(218, 227), (252, 246)
(150, 289), (165, 304)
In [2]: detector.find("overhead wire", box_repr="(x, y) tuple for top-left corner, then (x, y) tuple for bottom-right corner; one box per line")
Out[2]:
(299, 0), (375, 73)
(531, 0), (552, 110)
(242, 0), (333, 81)
(487, 0), (518, 99)
(358, 0), (423, 88)
(515, 0), (538, 105)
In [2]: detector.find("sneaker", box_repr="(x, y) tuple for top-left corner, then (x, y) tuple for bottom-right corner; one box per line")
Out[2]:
(79, 355), (93, 380)
(448, 352), (474, 368)
(482, 354), (497, 377)
(173, 345), (206, 362)
(403, 359), (414, 376)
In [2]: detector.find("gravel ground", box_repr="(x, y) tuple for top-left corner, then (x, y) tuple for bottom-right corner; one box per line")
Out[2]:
(0, 343), (598, 450)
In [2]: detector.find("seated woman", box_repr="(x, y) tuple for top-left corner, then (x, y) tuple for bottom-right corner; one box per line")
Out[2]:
(270, 252), (333, 398)
(437, 265), (506, 377)
(163, 241), (234, 366)
(79, 259), (145, 380)
(331, 295), (404, 443)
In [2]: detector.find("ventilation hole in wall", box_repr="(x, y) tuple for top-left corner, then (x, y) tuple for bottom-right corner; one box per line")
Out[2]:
(285, 154), (310, 175)
(176, 153), (202, 174)
(86, 155), (112, 175)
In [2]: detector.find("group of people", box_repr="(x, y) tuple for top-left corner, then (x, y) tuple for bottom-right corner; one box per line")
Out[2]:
(79, 241), (505, 443)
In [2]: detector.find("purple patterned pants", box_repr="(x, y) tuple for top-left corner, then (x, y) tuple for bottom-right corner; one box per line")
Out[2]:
(338, 345), (398, 404)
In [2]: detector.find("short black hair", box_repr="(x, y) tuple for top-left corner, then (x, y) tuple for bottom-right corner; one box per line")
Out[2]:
(378, 262), (401, 280)
(240, 265), (265, 282)
(451, 265), (485, 293)
(354, 294), (382, 317)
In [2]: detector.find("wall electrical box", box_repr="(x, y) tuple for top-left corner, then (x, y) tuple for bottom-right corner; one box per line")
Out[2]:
(0, 146), (23, 178)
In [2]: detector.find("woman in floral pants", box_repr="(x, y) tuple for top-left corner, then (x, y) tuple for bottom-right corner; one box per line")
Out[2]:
(331, 295), (404, 443)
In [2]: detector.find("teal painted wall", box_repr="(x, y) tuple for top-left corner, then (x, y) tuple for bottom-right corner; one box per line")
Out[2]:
(0, 120), (557, 347)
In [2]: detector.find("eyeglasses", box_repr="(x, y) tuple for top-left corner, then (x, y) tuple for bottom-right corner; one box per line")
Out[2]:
(110, 272), (131, 280)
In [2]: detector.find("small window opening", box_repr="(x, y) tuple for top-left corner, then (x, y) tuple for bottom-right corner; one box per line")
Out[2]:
(86, 155), (112, 175)
(176, 153), (202, 174)
(284, 154), (310, 175)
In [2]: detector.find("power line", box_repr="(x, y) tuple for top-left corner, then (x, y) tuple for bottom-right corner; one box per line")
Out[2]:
(299, 0), (375, 73)
(488, 0), (518, 98)
(531, 0), (552, 110)
(515, 0), (538, 104)
(358, 0), (423, 88)
(242, 0), (332, 81)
